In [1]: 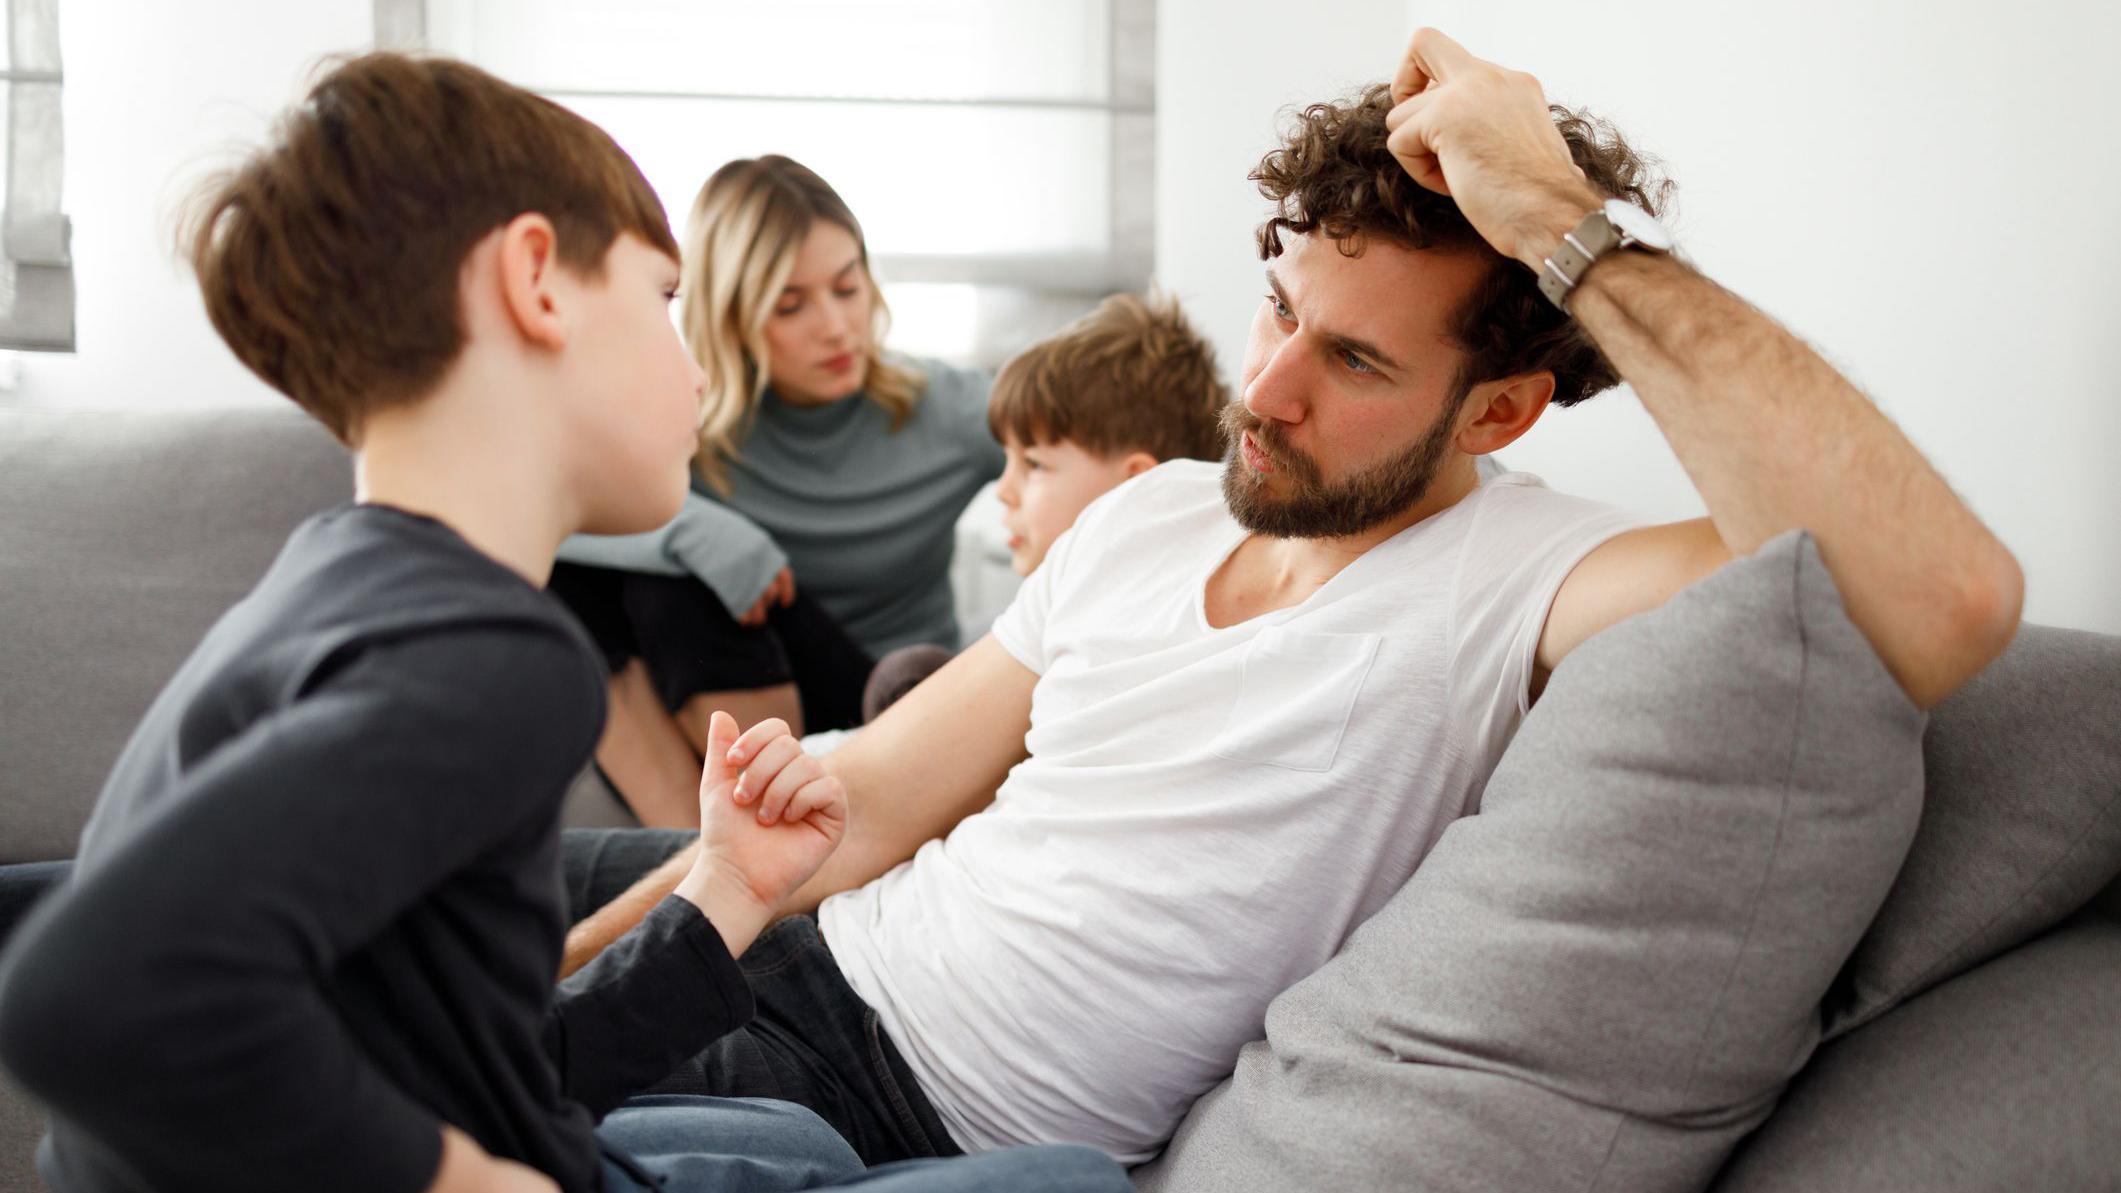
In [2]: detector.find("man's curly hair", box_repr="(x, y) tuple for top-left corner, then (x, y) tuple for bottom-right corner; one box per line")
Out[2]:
(1253, 83), (1671, 408)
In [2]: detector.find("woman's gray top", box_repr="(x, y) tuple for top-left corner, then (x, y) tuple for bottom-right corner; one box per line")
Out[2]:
(558, 358), (1001, 657)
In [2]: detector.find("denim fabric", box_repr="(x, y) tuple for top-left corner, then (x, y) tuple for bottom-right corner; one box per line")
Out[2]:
(564, 828), (696, 924)
(647, 915), (959, 1167)
(598, 1095), (1131, 1192)
(597, 1096), (862, 1191)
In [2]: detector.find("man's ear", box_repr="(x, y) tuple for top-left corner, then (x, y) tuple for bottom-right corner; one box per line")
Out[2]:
(495, 213), (567, 352)
(1454, 370), (1555, 456)
(1119, 450), (1159, 479)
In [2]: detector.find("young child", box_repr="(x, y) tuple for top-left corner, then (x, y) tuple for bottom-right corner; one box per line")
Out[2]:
(989, 292), (1229, 576)
(0, 54), (1123, 1193)
(854, 292), (1228, 720)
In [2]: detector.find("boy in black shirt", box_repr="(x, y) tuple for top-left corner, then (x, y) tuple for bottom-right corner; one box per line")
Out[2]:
(0, 53), (1126, 1193)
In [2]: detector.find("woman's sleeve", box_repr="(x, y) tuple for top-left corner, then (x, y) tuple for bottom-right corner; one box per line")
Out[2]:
(556, 492), (789, 616)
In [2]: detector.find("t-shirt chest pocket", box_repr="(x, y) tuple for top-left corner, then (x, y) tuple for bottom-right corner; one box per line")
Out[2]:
(1208, 627), (1382, 772)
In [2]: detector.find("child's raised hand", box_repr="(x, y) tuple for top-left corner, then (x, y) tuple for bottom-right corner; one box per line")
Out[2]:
(694, 712), (846, 912)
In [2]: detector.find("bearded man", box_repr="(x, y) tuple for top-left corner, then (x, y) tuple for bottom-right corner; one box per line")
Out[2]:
(559, 27), (2022, 1169)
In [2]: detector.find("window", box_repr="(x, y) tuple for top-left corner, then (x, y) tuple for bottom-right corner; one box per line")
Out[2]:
(394, 0), (1154, 367)
(0, 0), (71, 352)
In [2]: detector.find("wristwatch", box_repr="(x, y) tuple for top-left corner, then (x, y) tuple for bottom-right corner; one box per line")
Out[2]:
(1537, 198), (1675, 311)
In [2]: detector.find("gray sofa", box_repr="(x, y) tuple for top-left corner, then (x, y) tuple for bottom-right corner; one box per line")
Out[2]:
(2, 404), (2116, 1192)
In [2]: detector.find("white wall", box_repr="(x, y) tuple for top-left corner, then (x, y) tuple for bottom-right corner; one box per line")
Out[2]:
(1155, 0), (2121, 634)
(15, 0), (373, 408)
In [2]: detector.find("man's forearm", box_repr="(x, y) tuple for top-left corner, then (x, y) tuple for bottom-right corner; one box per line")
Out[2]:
(778, 826), (914, 916)
(1530, 206), (2022, 706)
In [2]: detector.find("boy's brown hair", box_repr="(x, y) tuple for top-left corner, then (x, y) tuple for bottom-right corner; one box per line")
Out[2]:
(181, 53), (678, 443)
(987, 292), (1229, 463)
(1253, 83), (1670, 409)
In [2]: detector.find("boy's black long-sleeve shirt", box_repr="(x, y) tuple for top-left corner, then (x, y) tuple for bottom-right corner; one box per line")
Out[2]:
(0, 505), (750, 1193)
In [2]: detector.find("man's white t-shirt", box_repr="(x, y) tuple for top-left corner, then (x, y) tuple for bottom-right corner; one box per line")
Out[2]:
(818, 460), (1644, 1163)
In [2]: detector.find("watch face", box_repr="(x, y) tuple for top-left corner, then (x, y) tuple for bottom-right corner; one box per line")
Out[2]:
(1603, 198), (1674, 252)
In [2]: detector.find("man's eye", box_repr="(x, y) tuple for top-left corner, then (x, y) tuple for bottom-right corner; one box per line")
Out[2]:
(1265, 293), (1291, 320)
(1340, 348), (1376, 375)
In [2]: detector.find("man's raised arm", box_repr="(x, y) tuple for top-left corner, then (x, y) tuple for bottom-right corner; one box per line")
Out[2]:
(561, 634), (1037, 977)
(1385, 28), (2022, 708)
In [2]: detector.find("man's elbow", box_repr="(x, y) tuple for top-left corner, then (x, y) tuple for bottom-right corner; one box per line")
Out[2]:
(1912, 542), (2025, 708)
(1955, 541), (2025, 664)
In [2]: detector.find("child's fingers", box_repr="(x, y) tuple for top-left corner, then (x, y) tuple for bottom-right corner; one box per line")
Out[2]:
(782, 777), (846, 831)
(724, 718), (792, 770)
(733, 736), (801, 805)
(699, 711), (741, 789)
(753, 756), (821, 825)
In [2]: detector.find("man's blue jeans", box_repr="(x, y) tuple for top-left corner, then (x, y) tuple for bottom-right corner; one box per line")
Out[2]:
(596, 1095), (1130, 1192)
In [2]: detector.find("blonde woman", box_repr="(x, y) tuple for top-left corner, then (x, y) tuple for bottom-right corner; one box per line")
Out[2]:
(552, 156), (1001, 826)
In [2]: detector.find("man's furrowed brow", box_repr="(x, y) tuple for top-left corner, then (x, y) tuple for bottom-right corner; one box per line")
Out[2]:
(1330, 331), (1406, 374)
(1267, 267), (1407, 374)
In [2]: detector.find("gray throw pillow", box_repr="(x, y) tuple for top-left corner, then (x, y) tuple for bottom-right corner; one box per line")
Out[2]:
(1711, 916), (2121, 1193)
(1825, 624), (2121, 1037)
(1134, 531), (1926, 1193)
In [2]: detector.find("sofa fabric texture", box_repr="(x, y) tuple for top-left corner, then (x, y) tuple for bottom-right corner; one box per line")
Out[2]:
(1715, 914), (2121, 1192)
(1136, 531), (1930, 1193)
(1827, 624), (2121, 1036)
(0, 406), (351, 864)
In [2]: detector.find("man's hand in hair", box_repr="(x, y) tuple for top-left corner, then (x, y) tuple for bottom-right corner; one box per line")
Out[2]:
(1382, 27), (1601, 269)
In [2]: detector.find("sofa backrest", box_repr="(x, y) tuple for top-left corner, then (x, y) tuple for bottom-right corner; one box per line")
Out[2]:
(0, 404), (350, 863)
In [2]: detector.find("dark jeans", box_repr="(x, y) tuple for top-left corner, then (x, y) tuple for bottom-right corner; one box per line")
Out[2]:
(564, 828), (699, 923)
(563, 830), (958, 1168)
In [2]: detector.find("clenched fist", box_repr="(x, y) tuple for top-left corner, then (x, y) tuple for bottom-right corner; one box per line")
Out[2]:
(694, 712), (846, 913)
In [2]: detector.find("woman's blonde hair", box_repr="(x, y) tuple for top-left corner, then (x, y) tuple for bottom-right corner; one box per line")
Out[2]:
(680, 155), (924, 492)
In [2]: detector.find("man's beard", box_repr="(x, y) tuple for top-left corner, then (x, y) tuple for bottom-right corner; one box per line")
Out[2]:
(1219, 397), (1462, 539)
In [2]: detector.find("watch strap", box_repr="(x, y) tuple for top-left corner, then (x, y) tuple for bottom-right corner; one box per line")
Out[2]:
(1538, 207), (1623, 310)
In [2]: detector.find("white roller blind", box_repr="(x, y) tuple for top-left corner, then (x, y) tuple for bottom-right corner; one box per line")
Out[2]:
(410, 0), (1154, 366)
(0, 0), (70, 352)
